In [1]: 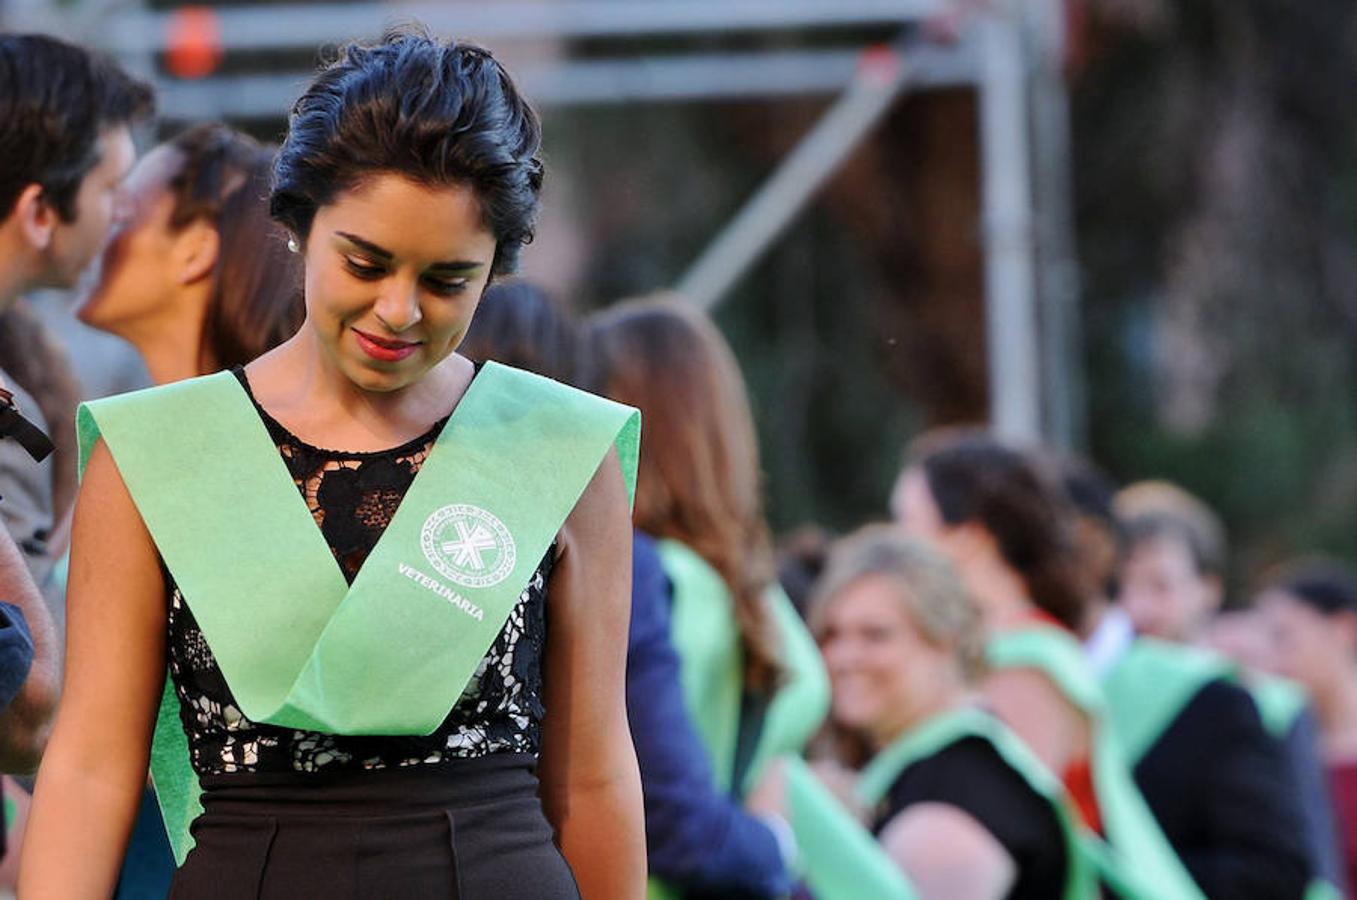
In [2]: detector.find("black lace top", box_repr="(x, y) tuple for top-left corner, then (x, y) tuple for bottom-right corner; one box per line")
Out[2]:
(164, 367), (552, 775)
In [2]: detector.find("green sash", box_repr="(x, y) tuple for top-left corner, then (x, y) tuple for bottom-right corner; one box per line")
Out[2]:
(987, 627), (1206, 900)
(656, 540), (829, 795)
(1102, 640), (1340, 900)
(1101, 638), (1236, 765)
(1251, 673), (1308, 739)
(77, 363), (640, 865)
(856, 705), (1097, 900)
(783, 755), (916, 900)
(647, 540), (829, 899)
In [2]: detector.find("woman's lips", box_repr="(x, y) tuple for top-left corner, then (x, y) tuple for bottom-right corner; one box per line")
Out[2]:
(353, 328), (420, 362)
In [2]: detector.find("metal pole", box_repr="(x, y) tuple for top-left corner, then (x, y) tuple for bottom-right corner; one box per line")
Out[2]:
(140, 43), (975, 121)
(1027, 0), (1085, 449)
(676, 37), (921, 309)
(977, 9), (1042, 444)
(89, 0), (947, 55)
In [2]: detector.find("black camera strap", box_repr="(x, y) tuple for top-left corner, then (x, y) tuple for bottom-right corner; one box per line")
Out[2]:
(0, 388), (54, 463)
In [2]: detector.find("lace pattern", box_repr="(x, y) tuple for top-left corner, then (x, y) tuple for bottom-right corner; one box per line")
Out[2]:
(164, 369), (551, 775)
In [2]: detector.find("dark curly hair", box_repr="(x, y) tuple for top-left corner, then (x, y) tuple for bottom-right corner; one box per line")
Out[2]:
(0, 33), (153, 222)
(912, 431), (1090, 631)
(270, 28), (543, 276)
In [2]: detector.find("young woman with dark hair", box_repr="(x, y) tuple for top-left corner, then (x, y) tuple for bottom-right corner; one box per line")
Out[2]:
(77, 122), (304, 381)
(585, 296), (829, 897)
(20, 31), (644, 897)
(891, 431), (1201, 900)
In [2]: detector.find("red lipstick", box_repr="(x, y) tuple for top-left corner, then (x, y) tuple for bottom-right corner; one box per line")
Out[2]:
(353, 328), (419, 362)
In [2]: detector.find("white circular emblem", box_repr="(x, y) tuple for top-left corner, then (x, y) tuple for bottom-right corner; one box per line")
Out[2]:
(420, 504), (517, 589)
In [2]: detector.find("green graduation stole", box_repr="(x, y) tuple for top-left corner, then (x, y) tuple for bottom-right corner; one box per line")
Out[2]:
(76, 363), (640, 866)
(1250, 673), (1308, 739)
(656, 539), (829, 795)
(647, 539), (829, 899)
(1103, 640), (1340, 900)
(987, 627), (1206, 900)
(782, 754), (916, 900)
(856, 705), (1098, 900)
(1100, 637), (1236, 765)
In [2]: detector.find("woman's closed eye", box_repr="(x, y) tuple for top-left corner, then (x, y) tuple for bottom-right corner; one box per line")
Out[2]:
(343, 255), (468, 295)
(343, 255), (386, 279)
(424, 276), (469, 296)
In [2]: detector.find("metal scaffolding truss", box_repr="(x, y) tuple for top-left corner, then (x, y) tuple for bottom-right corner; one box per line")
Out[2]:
(3, 0), (1080, 445)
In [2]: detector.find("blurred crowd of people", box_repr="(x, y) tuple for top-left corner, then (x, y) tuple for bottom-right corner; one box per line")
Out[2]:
(2, 29), (1357, 900)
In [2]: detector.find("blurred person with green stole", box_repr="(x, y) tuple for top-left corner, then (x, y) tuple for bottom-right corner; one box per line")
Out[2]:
(797, 523), (1095, 899)
(1106, 480), (1323, 899)
(20, 31), (645, 897)
(892, 432), (1202, 899)
(586, 296), (829, 898)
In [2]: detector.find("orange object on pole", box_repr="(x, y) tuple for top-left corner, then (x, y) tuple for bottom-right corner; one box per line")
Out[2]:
(165, 6), (223, 80)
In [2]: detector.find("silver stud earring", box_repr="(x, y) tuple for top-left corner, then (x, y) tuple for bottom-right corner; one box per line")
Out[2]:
(287, 237), (300, 254)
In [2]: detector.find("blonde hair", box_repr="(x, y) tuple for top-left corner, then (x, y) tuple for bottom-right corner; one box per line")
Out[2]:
(586, 295), (782, 690)
(809, 524), (985, 681)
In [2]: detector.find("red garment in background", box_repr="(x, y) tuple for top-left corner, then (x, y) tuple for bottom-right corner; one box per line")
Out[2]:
(1018, 608), (1104, 833)
(1329, 760), (1357, 894)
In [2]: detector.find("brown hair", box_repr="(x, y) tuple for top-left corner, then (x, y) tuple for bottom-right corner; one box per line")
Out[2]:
(910, 429), (1090, 630)
(459, 280), (580, 383)
(1116, 480), (1227, 578)
(585, 295), (783, 691)
(165, 123), (303, 371)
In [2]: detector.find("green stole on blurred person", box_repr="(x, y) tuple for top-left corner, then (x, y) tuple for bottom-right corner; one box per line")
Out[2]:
(77, 363), (641, 866)
(854, 705), (1101, 900)
(988, 626), (1208, 900)
(648, 540), (830, 899)
(1101, 637), (1342, 900)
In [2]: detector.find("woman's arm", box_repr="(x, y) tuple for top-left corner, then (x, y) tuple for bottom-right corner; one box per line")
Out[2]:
(18, 440), (168, 897)
(880, 803), (1016, 900)
(539, 447), (647, 898)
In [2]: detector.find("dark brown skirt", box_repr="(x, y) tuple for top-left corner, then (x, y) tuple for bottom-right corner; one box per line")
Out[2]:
(168, 753), (580, 899)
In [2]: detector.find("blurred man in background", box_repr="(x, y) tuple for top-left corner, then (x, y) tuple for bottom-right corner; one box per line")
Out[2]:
(0, 32), (152, 774)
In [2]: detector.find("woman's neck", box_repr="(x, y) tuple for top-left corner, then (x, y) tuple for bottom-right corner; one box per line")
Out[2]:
(246, 329), (470, 451)
(960, 555), (1034, 631)
(125, 305), (215, 386)
(872, 682), (968, 750)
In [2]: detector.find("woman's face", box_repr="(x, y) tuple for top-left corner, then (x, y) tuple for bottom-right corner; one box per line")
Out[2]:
(77, 143), (186, 333)
(300, 174), (497, 394)
(1259, 590), (1355, 697)
(891, 466), (971, 568)
(819, 574), (956, 746)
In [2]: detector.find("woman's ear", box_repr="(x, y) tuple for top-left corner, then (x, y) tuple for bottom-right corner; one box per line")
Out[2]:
(174, 218), (220, 286)
(12, 184), (56, 252)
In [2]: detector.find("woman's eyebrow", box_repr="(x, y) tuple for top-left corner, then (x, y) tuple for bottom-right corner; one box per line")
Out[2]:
(336, 231), (393, 260)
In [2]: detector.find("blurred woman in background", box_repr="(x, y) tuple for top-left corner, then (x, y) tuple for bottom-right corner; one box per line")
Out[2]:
(809, 524), (1083, 899)
(1258, 560), (1357, 892)
(891, 432), (1200, 899)
(78, 122), (303, 382)
(466, 281), (800, 896)
(586, 296), (829, 895)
